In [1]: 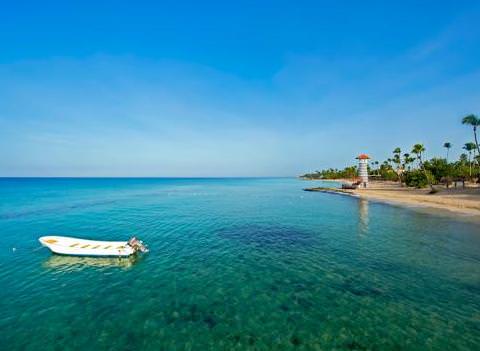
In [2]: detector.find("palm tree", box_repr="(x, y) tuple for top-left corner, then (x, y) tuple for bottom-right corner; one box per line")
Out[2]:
(411, 143), (434, 191)
(443, 142), (452, 162)
(392, 147), (402, 183)
(463, 142), (476, 178)
(411, 144), (425, 169)
(462, 114), (480, 155)
(412, 143), (424, 159)
(403, 153), (411, 171)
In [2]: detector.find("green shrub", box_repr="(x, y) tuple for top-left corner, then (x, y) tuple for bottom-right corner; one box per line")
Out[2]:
(424, 158), (454, 183)
(404, 170), (429, 188)
(378, 164), (399, 181)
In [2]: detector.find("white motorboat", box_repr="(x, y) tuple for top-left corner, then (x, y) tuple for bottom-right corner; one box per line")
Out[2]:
(39, 236), (148, 257)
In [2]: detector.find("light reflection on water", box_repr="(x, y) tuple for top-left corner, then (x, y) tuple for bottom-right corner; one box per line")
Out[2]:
(358, 198), (369, 235)
(43, 254), (140, 271)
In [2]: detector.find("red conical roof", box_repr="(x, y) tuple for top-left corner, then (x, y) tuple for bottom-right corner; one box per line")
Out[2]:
(356, 154), (370, 160)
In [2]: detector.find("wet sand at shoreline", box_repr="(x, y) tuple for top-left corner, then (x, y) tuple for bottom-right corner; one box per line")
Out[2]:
(352, 181), (480, 216)
(304, 179), (480, 217)
(354, 181), (480, 216)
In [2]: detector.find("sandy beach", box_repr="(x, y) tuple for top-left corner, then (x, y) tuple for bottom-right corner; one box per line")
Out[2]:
(353, 181), (480, 216)
(304, 179), (480, 216)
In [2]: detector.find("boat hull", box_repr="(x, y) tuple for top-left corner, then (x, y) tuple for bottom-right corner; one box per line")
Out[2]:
(39, 236), (136, 257)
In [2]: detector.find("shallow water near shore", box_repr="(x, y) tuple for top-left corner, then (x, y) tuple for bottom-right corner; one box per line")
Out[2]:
(1, 178), (479, 350)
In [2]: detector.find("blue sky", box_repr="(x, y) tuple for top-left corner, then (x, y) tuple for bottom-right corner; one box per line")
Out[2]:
(1, 1), (480, 176)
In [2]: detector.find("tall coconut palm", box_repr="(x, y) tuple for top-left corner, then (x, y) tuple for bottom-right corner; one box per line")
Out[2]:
(403, 153), (411, 171)
(412, 143), (424, 160)
(463, 142), (476, 178)
(443, 142), (452, 162)
(462, 114), (480, 155)
(411, 144), (425, 169)
(392, 147), (402, 183)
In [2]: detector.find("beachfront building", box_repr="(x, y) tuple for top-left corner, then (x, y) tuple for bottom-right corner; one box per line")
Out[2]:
(356, 154), (370, 187)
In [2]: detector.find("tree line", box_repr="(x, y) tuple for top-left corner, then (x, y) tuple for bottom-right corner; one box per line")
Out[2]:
(302, 114), (480, 189)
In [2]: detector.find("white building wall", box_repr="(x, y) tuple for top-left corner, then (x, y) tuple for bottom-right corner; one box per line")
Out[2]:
(358, 159), (369, 186)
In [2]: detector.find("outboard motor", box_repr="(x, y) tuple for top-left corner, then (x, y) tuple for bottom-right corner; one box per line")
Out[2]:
(127, 237), (149, 253)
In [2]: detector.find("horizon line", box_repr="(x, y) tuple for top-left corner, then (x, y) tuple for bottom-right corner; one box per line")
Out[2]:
(0, 176), (298, 179)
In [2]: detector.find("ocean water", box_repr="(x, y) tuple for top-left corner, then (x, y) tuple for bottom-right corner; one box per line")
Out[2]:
(0, 178), (479, 351)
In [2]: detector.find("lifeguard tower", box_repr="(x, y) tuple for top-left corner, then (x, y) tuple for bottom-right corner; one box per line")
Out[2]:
(356, 154), (370, 188)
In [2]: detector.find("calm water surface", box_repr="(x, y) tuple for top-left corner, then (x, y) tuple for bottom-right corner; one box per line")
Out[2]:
(0, 178), (479, 350)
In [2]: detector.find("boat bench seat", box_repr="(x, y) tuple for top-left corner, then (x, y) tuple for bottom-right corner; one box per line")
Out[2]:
(47, 240), (128, 251)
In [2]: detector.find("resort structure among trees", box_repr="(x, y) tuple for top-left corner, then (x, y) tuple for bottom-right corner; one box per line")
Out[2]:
(301, 113), (480, 189)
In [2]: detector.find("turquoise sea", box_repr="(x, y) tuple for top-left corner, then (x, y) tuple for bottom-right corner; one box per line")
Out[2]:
(1, 178), (479, 350)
